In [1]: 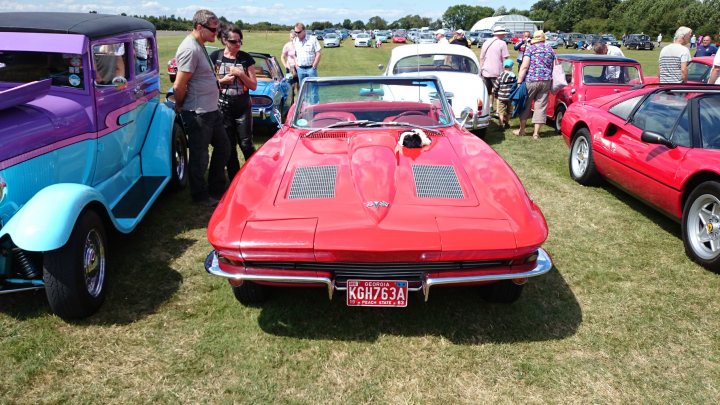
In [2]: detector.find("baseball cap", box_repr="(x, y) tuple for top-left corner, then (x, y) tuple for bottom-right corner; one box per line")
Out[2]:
(434, 29), (445, 35)
(503, 59), (514, 68)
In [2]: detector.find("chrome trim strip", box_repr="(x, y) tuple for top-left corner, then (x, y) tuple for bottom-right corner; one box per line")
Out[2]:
(0, 286), (44, 295)
(204, 248), (552, 302)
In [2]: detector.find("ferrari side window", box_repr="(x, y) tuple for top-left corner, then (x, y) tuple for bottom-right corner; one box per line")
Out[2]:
(631, 92), (687, 137)
(699, 96), (720, 149)
(608, 95), (643, 120)
(669, 107), (690, 148)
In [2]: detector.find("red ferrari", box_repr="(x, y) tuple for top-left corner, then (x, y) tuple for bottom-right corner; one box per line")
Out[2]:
(205, 76), (552, 307)
(562, 84), (720, 271)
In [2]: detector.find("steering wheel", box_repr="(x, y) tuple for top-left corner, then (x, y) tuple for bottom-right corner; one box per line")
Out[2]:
(394, 110), (426, 119)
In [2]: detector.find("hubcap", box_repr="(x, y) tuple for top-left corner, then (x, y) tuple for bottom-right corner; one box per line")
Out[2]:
(688, 193), (720, 260)
(83, 229), (106, 298)
(571, 137), (589, 176)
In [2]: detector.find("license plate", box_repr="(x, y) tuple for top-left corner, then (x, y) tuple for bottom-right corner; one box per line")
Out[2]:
(346, 280), (408, 307)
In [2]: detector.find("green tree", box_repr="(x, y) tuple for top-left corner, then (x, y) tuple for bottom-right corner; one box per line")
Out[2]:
(442, 5), (494, 30)
(342, 19), (352, 30)
(366, 16), (388, 30)
(351, 20), (366, 30)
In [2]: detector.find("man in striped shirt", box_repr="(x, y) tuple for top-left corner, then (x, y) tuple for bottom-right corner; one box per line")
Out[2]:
(659, 26), (692, 84)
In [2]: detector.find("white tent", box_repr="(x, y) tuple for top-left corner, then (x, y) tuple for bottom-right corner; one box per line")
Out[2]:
(469, 15), (542, 34)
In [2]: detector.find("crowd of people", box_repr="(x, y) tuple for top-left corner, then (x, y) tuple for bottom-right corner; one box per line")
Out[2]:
(171, 9), (720, 206)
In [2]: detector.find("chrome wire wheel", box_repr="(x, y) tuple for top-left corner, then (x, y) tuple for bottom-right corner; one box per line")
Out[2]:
(83, 228), (106, 298)
(571, 136), (589, 177)
(686, 193), (720, 260)
(173, 134), (187, 181)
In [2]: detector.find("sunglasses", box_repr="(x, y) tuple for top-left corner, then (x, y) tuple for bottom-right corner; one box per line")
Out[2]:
(201, 24), (218, 33)
(226, 39), (242, 45)
(294, 29), (304, 34)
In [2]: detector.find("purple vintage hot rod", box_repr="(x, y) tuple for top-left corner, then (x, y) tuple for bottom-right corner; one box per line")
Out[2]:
(0, 13), (187, 319)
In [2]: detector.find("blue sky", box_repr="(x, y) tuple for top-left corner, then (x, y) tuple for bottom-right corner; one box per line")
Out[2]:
(0, 1), (529, 26)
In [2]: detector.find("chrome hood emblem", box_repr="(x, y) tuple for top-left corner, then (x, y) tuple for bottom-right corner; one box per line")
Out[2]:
(365, 201), (390, 208)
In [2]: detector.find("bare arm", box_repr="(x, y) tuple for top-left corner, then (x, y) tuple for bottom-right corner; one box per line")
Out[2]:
(312, 51), (321, 69)
(517, 55), (530, 82)
(709, 66), (720, 85)
(680, 61), (688, 83)
(232, 64), (258, 91)
(172, 70), (193, 113)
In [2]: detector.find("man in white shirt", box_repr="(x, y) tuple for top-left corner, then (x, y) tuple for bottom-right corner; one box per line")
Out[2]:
(659, 26), (692, 83)
(706, 50), (720, 84)
(434, 29), (448, 45)
(292, 22), (321, 102)
(593, 42), (625, 81)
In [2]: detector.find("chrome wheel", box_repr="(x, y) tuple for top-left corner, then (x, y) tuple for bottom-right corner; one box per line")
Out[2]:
(571, 136), (589, 177)
(173, 134), (187, 180)
(83, 228), (106, 298)
(686, 193), (720, 260)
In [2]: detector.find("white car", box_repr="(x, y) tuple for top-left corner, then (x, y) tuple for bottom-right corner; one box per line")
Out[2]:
(354, 33), (372, 47)
(383, 44), (491, 135)
(416, 33), (436, 44)
(324, 33), (341, 48)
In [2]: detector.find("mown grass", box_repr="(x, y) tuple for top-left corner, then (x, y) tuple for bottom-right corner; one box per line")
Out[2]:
(1, 32), (718, 403)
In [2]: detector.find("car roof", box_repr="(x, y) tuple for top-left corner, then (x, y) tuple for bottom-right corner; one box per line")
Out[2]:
(390, 44), (479, 61)
(0, 12), (155, 39)
(557, 54), (639, 64)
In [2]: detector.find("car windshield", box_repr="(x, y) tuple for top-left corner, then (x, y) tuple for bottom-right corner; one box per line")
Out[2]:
(293, 77), (455, 129)
(0, 50), (84, 89)
(393, 54), (479, 74)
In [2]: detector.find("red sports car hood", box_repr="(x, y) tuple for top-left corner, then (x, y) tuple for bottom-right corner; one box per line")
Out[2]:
(208, 128), (548, 261)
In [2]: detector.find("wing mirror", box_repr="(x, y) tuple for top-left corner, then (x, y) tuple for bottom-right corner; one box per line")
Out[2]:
(377, 64), (385, 71)
(641, 130), (676, 149)
(460, 107), (474, 126)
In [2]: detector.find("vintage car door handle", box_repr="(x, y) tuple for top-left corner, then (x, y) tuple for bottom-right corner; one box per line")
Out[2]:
(133, 87), (144, 98)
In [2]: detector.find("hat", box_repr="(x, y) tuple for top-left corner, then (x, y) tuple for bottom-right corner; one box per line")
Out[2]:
(434, 29), (445, 35)
(493, 26), (509, 35)
(456, 29), (465, 35)
(531, 30), (546, 44)
(503, 59), (514, 68)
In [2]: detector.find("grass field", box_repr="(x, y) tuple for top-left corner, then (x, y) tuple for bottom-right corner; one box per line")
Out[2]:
(1, 32), (719, 403)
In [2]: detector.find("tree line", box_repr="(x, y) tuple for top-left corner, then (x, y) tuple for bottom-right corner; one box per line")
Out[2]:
(123, 0), (720, 38)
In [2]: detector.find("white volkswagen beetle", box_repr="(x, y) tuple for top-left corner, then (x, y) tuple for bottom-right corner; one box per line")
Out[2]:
(383, 44), (490, 135)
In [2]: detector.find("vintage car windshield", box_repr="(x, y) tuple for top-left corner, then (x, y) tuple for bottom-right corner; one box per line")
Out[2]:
(0, 51), (84, 89)
(393, 54), (479, 74)
(293, 77), (455, 129)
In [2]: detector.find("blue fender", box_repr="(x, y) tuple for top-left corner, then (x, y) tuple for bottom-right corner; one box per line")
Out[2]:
(0, 184), (109, 252)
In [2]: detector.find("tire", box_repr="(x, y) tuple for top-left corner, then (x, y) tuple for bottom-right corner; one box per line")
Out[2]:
(232, 281), (269, 304)
(43, 209), (107, 319)
(568, 128), (600, 185)
(479, 281), (524, 303)
(682, 182), (720, 272)
(554, 105), (566, 134)
(168, 121), (188, 191)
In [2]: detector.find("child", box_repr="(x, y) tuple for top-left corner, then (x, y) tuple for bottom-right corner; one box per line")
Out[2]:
(376, 37), (382, 48)
(493, 59), (517, 129)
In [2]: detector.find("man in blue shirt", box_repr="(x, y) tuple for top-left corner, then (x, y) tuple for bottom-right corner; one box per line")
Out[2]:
(695, 36), (718, 57)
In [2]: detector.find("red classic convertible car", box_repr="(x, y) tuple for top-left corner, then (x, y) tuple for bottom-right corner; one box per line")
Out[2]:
(548, 54), (644, 132)
(562, 84), (720, 271)
(205, 76), (552, 307)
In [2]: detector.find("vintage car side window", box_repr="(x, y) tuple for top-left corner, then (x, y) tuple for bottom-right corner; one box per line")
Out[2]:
(583, 65), (640, 84)
(631, 92), (688, 137)
(133, 38), (153, 75)
(699, 96), (720, 149)
(0, 51), (84, 89)
(608, 95), (643, 120)
(687, 62), (710, 83)
(561, 61), (572, 83)
(93, 43), (128, 86)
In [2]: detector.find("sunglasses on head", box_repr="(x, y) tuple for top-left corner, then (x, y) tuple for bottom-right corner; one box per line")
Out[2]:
(226, 39), (242, 45)
(201, 24), (218, 33)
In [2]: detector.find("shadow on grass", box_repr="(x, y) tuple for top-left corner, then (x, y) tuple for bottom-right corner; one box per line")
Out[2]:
(256, 266), (581, 344)
(597, 182), (680, 238)
(0, 192), (204, 324)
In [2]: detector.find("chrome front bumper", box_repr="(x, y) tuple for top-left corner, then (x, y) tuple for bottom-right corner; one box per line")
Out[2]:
(462, 113), (491, 130)
(204, 248), (552, 302)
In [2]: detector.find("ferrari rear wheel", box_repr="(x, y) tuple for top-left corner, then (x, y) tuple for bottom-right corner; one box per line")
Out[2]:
(232, 281), (269, 304)
(479, 281), (524, 303)
(569, 128), (599, 185)
(682, 182), (720, 272)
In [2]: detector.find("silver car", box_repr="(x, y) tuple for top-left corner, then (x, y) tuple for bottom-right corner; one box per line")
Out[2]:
(323, 33), (341, 48)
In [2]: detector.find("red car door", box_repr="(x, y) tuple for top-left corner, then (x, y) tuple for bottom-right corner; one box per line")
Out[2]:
(600, 91), (690, 216)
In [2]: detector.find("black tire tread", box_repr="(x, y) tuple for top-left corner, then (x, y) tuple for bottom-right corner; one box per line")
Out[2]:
(569, 128), (600, 186)
(479, 281), (524, 303)
(232, 281), (269, 304)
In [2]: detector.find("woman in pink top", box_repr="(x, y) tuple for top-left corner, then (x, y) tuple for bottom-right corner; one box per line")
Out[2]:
(281, 31), (298, 102)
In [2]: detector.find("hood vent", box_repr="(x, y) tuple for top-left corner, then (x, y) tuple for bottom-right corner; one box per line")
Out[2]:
(288, 165), (337, 199)
(304, 130), (348, 139)
(412, 164), (464, 199)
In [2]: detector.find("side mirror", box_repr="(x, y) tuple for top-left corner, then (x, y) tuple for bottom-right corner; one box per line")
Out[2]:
(641, 130), (676, 149)
(460, 107), (474, 126)
(377, 64), (385, 71)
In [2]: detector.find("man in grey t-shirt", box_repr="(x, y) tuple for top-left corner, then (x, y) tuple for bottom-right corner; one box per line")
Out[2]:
(659, 26), (692, 84)
(173, 9), (230, 207)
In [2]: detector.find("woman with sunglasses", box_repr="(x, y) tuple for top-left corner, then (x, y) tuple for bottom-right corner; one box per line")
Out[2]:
(209, 24), (257, 180)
